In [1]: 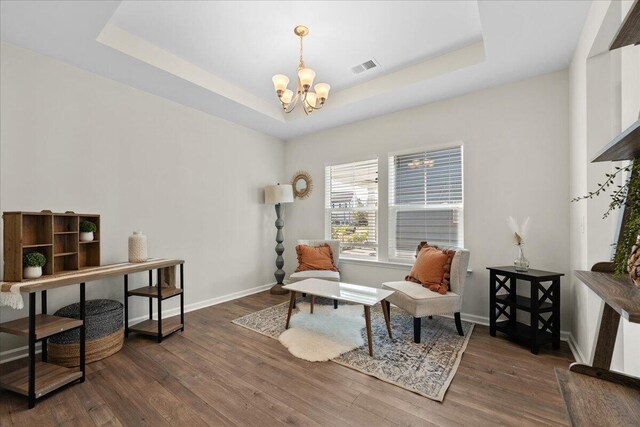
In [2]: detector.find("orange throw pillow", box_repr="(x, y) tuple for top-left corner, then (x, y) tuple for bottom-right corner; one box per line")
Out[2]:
(295, 244), (339, 272)
(406, 245), (456, 294)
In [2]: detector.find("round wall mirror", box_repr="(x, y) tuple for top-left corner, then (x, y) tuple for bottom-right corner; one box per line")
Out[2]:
(291, 171), (313, 199)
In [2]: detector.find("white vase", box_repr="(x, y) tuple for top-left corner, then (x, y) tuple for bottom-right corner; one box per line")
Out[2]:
(23, 266), (42, 279)
(80, 232), (94, 242)
(129, 231), (148, 263)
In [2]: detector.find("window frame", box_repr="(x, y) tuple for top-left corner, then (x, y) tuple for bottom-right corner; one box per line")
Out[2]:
(324, 157), (379, 261)
(387, 143), (464, 263)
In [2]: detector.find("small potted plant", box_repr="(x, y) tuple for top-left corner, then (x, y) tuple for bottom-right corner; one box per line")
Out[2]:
(23, 252), (46, 279)
(79, 220), (97, 242)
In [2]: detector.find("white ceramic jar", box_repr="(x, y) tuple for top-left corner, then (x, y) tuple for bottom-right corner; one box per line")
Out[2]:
(128, 231), (148, 263)
(79, 231), (94, 242)
(23, 266), (43, 279)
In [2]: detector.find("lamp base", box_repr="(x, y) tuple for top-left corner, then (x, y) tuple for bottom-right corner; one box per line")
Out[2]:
(270, 284), (289, 295)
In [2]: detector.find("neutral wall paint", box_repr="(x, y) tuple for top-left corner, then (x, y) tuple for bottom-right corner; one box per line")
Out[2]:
(0, 42), (285, 356)
(284, 70), (571, 328)
(569, 0), (640, 375)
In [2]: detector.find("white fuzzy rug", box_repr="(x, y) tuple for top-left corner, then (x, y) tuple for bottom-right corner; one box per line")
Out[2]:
(278, 302), (365, 361)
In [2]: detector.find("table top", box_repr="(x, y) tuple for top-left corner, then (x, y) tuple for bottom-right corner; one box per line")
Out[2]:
(1, 258), (184, 293)
(575, 270), (640, 323)
(487, 266), (564, 280)
(283, 279), (394, 306)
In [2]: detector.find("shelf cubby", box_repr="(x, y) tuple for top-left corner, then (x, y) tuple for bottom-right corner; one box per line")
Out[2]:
(22, 214), (53, 246)
(54, 253), (79, 274)
(53, 215), (78, 233)
(22, 246), (54, 277)
(54, 233), (78, 256)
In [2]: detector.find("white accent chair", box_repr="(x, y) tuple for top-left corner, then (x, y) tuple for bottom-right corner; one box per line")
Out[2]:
(289, 239), (340, 309)
(382, 244), (470, 343)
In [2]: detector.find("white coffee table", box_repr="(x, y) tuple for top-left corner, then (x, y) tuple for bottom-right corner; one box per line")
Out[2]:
(283, 279), (395, 356)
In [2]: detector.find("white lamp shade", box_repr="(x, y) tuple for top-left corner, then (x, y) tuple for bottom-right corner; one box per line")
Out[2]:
(298, 68), (316, 87)
(281, 89), (294, 104)
(272, 74), (289, 92)
(264, 184), (294, 204)
(314, 83), (330, 99)
(305, 92), (317, 108)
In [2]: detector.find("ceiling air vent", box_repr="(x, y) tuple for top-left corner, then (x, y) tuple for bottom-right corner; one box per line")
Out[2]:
(350, 58), (380, 74)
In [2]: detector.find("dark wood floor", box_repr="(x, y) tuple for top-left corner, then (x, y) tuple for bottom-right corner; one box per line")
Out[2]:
(0, 291), (574, 426)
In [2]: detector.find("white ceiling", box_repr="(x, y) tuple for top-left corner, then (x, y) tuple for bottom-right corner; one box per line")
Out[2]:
(0, 1), (590, 140)
(109, 1), (483, 102)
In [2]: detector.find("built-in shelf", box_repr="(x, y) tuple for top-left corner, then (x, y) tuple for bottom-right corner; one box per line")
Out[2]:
(609, 0), (640, 51)
(128, 286), (183, 300)
(0, 362), (82, 398)
(0, 314), (83, 340)
(79, 240), (99, 244)
(22, 243), (53, 249)
(53, 231), (78, 235)
(591, 120), (640, 163)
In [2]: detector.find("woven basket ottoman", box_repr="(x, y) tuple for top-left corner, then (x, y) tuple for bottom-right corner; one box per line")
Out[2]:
(48, 299), (124, 367)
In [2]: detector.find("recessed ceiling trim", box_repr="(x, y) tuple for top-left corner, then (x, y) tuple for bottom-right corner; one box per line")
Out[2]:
(97, 23), (285, 122)
(296, 41), (486, 115)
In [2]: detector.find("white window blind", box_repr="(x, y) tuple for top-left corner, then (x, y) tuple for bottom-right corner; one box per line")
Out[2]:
(389, 146), (463, 260)
(325, 159), (378, 259)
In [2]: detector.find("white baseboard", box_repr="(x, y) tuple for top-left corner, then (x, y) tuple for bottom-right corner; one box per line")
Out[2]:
(442, 312), (583, 362)
(2, 285), (586, 367)
(566, 333), (587, 364)
(0, 282), (275, 364)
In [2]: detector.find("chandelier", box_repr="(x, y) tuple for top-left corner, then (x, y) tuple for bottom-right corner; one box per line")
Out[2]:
(272, 25), (330, 115)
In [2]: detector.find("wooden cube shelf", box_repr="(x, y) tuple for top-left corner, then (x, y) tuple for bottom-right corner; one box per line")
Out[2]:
(3, 211), (100, 281)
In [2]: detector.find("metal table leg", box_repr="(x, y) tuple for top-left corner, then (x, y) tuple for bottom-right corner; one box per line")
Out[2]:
(28, 293), (36, 409)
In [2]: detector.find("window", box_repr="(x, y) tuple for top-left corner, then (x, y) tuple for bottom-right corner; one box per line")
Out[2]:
(325, 159), (378, 259)
(389, 146), (463, 261)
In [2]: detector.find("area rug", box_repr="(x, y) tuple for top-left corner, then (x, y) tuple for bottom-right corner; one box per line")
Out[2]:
(278, 303), (364, 361)
(232, 298), (474, 401)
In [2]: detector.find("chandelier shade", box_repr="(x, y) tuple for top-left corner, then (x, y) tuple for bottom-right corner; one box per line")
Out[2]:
(272, 25), (329, 115)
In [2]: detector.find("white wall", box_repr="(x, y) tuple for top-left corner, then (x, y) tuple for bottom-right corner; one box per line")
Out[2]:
(569, 0), (640, 375)
(0, 42), (285, 357)
(284, 70), (571, 328)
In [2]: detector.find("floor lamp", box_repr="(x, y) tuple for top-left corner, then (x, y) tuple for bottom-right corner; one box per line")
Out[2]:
(264, 183), (294, 295)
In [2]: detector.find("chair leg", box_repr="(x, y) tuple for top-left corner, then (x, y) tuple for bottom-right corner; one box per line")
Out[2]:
(454, 312), (464, 336)
(333, 299), (338, 309)
(413, 317), (421, 343)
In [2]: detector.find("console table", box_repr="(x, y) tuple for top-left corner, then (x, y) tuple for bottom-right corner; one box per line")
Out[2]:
(555, 268), (640, 425)
(0, 258), (184, 408)
(487, 266), (563, 354)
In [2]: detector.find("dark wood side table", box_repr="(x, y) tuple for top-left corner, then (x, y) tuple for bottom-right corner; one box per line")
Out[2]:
(487, 266), (563, 354)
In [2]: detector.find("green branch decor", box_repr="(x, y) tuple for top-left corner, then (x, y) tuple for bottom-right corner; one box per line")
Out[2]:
(572, 159), (640, 275)
(23, 252), (46, 268)
(79, 220), (97, 233)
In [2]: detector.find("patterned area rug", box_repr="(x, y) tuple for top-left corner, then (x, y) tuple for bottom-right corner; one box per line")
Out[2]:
(232, 298), (474, 401)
